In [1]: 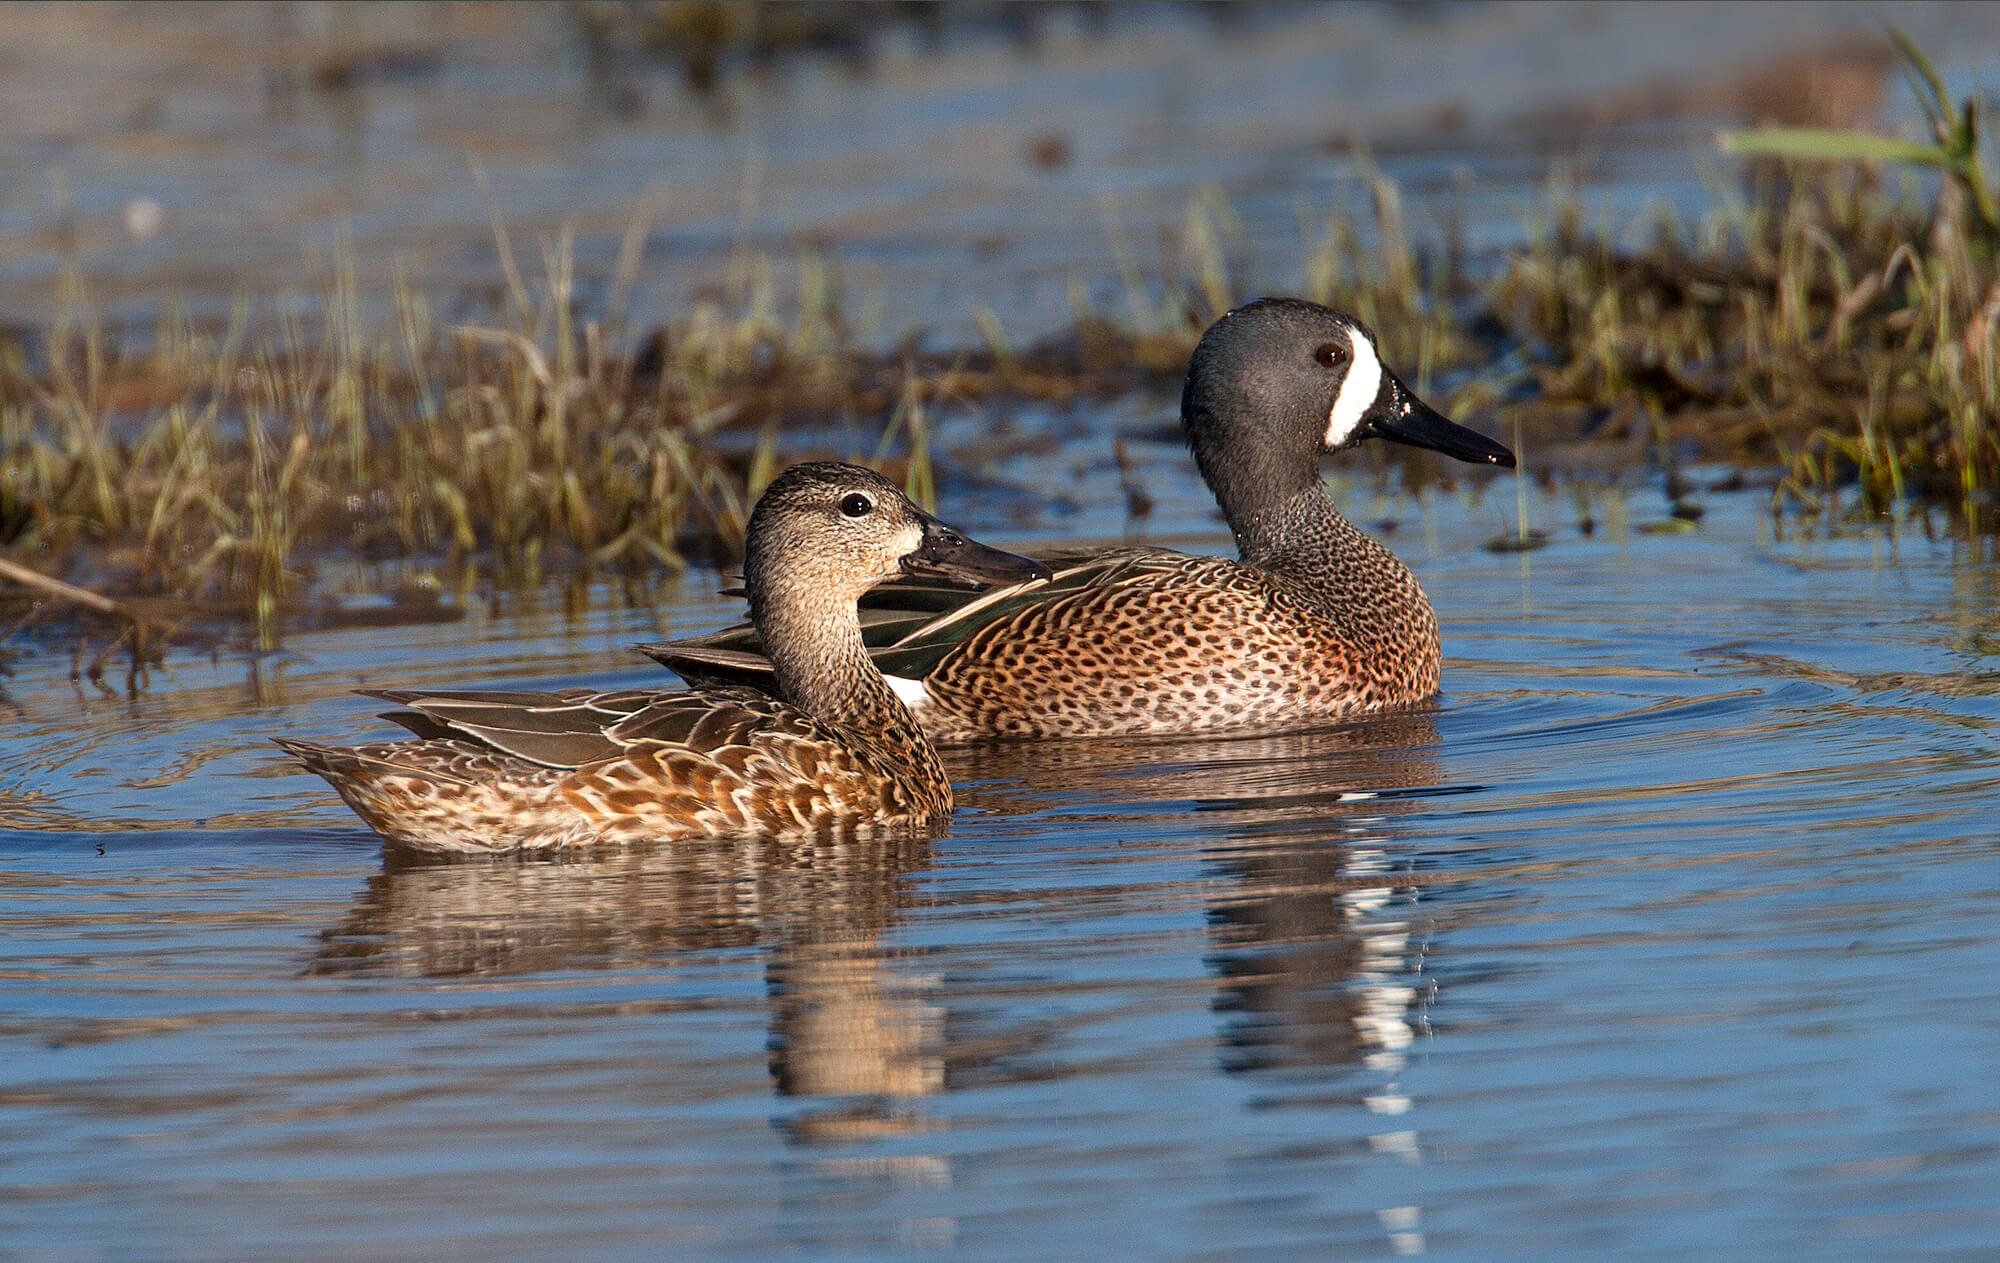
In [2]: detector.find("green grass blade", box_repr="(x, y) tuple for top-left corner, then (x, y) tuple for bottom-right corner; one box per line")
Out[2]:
(1889, 26), (1954, 141)
(1718, 128), (1948, 166)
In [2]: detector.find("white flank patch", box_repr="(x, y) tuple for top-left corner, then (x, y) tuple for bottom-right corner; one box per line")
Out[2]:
(1323, 325), (1383, 448)
(885, 675), (930, 709)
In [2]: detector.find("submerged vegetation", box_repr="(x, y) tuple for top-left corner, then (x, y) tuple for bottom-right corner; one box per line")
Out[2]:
(4, 35), (2000, 660)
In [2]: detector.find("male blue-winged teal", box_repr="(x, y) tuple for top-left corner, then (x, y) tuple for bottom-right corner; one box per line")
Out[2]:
(646, 299), (1515, 740)
(277, 463), (1048, 854)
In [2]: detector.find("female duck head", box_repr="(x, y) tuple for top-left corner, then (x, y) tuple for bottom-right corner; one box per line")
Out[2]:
(1180, 298), (1515, 524)
(743, 462), (1047, 626)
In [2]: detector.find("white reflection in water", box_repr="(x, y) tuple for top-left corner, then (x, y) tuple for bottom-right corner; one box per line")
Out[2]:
(1346, 841), (1427, 1254)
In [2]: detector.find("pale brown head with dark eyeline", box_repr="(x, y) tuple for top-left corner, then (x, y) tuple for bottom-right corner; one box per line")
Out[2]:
(743, 463), (1046, 613)
(742, 462), (1048, 708)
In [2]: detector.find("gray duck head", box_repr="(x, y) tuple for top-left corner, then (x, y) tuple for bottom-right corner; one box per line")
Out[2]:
(1180, 298), (1515, 529)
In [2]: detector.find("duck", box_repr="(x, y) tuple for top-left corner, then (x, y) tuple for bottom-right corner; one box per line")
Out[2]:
(645, 300), (1516, 741)
(276, 462), (1049, 854)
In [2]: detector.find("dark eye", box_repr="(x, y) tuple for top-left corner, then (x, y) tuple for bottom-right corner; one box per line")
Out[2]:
(1314, 342), (1348, 368)
(839, 492), (874, 518)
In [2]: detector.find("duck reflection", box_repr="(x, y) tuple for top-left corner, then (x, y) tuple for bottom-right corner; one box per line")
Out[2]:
(310, 832), (927, 974)
(946, 713), (1444, 1080)
(307, 706), (1454, 1225)
(1194, 722), (1441, 1085)
(309, 828), (946, 1141)
(942, 713), (1443, 815)
(950, 713), (1448, 1253)
(762, 836), (947, 1145)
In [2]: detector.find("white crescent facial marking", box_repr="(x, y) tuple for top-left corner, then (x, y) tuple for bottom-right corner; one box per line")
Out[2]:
(885, 675), (930, 709)
(1324, 325), (1383, 448)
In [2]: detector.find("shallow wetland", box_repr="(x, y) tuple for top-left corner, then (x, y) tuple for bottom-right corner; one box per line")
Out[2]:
(6, 468), (1999, 1259)
(3, 4), (2000, 1259)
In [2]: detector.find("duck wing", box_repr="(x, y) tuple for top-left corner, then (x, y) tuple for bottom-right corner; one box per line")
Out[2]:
(639, 545), (1187, 688)
(364, 684), (811, 770)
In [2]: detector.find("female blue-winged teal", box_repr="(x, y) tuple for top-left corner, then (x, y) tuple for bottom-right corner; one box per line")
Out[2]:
(647, 299), (1514, 740)
(277, 463), (1048, 854)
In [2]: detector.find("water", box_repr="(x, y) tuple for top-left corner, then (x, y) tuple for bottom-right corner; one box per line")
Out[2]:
(8, 4), (2000, 1256)
(8, 2), (1998, 344)
(3, 466), (1997, 1260)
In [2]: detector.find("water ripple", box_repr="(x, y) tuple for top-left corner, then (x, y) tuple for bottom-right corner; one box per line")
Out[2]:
(4, 495), (2000, 1258)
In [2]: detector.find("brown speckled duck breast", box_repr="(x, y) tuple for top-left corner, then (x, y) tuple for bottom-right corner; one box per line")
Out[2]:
(645, 299), (1515, 741)
(278, 463), (1048, 854)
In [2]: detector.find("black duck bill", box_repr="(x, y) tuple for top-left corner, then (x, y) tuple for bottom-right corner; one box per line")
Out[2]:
(901, 516), (1051, 587)
(1363, 373), (1517, 468)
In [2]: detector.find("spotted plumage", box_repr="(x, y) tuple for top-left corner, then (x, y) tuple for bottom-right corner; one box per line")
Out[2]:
(278, 463), (1047, 854)
(646, 299), (1515, 741)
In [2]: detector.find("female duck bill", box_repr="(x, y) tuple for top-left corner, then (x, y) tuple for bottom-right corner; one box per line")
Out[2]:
(902, 515), (1051, 586)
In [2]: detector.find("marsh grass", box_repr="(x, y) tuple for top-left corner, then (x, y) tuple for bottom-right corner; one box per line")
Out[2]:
(1102, 100), (2000, 528)
(1490, 163), (2000, 526)
(1095, 168), (1474, 383)
(0, 215), (967, 646)
(1096, 152), (2000, 523)
(7, 120), (2000, 653)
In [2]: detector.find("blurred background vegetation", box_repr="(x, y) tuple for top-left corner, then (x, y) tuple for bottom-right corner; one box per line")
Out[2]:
(3, 1), (1999, 651)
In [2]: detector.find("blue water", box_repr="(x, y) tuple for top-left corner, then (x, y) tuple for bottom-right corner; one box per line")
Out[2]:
(7, 4), (2000, 1256)
(3, 474), (1997, 1260)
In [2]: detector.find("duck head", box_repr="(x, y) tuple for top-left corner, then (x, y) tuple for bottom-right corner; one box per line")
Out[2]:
(1181, 298), (1514, 522)
(744, 462), (1048, 622)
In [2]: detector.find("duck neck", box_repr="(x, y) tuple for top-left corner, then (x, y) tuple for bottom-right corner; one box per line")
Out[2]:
(1191, 412), (1358, 587)
(1230, 481), (1426, 617)
(751, 581), (949, 800)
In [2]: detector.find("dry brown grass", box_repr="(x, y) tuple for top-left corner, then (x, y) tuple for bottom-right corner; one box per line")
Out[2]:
(4, 141), (1999, 656)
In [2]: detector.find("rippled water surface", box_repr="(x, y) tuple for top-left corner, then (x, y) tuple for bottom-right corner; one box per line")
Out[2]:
(4, 472), (1998, 1260)
(11, 2), (2000, 343)
(9, 5), (2000, 1257)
